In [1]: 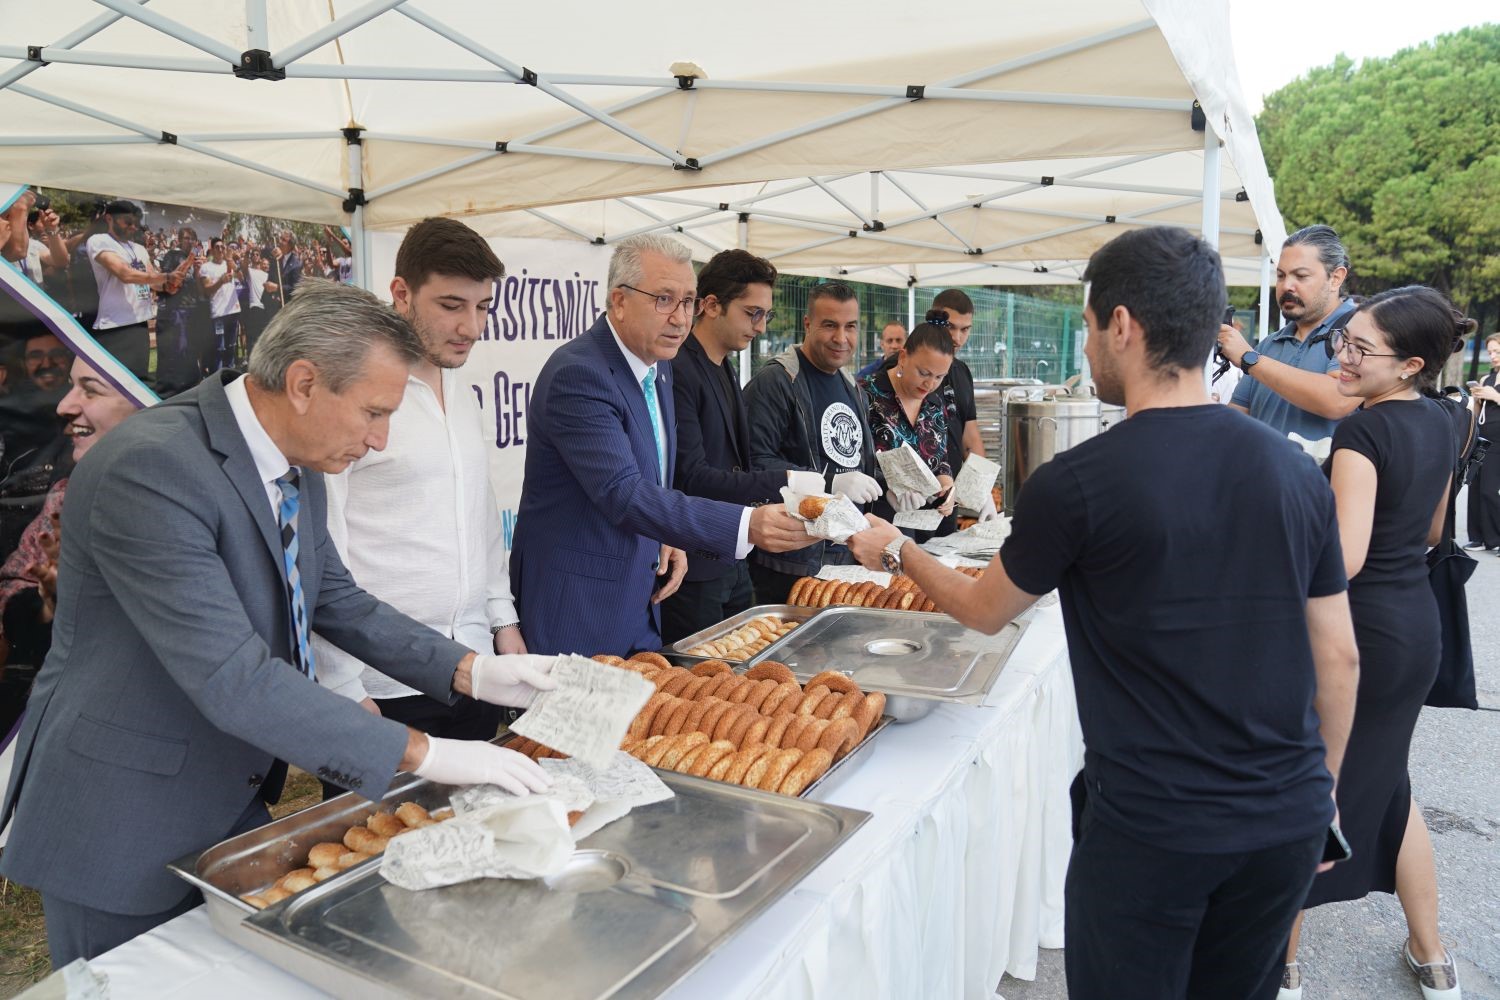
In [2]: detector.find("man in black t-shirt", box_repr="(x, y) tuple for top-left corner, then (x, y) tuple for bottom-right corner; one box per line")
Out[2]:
(849, 227), (1360, 1000)
(744, 281), (882, 602)
(931, 288), (983, 463)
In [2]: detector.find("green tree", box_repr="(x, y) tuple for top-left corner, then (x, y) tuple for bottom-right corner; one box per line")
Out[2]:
(1257, 24), (1500, 365)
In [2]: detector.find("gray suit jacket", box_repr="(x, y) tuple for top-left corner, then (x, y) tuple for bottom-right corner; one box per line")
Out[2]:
(0, 372), (470, 914)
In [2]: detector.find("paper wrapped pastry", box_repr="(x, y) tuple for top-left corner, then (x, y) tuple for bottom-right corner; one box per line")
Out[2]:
(540, 753), (675, 840)
(951, 454), (1001, 515)
(509, 654), (653, 768)
(779, 486), (868, 544)
(380, 795), (574, 890)
(875, 443), (941, 501)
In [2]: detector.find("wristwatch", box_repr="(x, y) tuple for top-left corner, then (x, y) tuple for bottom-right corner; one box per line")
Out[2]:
(1239, 349), (1261, 373)
(880, 537), (908, 575)
(490, 623), (519, 636)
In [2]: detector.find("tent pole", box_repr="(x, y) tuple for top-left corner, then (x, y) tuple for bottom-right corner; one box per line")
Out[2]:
(347, 135), (369, 290)
(870, 172), (879, 225)
(89, 0), (241, 63)
(0, 45), (223, 74)
(907, 269), (916, 329)
(905, 166), (1241, 201)
(811, 177), (871, 227)
(271, 0), (407, 67)
(1258, 253), (1272, 339)
(245, 0), (268, 50)
(602, 208), (720, 243)
(1200, 127), (1222, 249)
(738, 220), (752, 387)
(0, 0), (148, 92)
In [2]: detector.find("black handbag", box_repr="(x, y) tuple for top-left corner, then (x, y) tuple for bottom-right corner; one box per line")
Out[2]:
(1425, 389), (1480, 709)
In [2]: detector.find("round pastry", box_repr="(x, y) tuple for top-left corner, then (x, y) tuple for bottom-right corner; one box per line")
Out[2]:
(591, 654), (627, 667)
(763, 712), (794, 748)
(259, 886), (291, 906)
(798, 496), (831, 520)
(787, 577), (810, 605)
(279, 869), (317, 893)
(689, 740), (737, 777)
(312, 865), (341, 882)
(795, 685), (831, 716)
(367, 812), (406, 838)
(363, 835), (389, 855)
(724, 744), (774, 785)
(892, 575), (917, 592)
(806, 670), (859, 696)
(334, 850), (372, 871)
(827, 691), (862, 722)
(691, 659), (732, 678)
(682, 697), (716, 735)
(674, 744), (709, 774)
(242, 893), (269, 909)
(641, 734), (681, 767)
(657, 668), (694, 697)
(631, 735), (667, 762)
(713, 704), (748, 742)
(812, 692), (844, 719)
(740, 747), (778, 789)
(756, 748), (804, 792)
(819, 717), (860, 758)
(725, 677), (760, 704)
(740, 714), (771, 749)
(746, 661), (796, 686)
(758, 680), (800, 716)
(633, 693), (671, 738)
(430, 807), (455, 822)
(719, 674), (754, 700)
(860, 581), (885, 606)
(343, 827), (377, 852)
(679, 675), (713, 701)
(706, 748), (739, 781)
(893, 590), (915, 611)
(690, 673), (729, 701)
(853, 692), (884, 737)
(307, 842), (345, 870)
(628, 651), (674, 671)
(726, 708), (760, 748)
(658, 732), (709, 770)
(778, 748), (833, 796)
(741, 678), (777, 713)
(779, 714), (812, 750)
(697, 699), (734, 740)
(662, 699), (695, 738)
(795, 717), (830, 752)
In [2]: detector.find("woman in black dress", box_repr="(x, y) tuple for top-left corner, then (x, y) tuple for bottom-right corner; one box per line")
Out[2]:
(1465, 333), (1500, 550)
(1280, 287), (1472, 1000)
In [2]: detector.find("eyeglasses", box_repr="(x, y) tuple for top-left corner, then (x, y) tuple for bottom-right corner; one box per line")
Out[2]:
(1327, 328), (1402, 367)
(742, 305), (774, 326)
(619, 284), (697, 315)
(25, 348), (72, 365)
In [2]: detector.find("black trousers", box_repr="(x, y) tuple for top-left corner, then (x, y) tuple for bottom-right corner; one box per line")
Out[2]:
(749, 561), (801, 606)
(320, 693), (502, 800)
(660, 562), (754, 646)
(42, 794), (270, 965)
(1065, 784), (1322, 1000)
(91, 322), (150, 385)
(1466, 437), (1500, 547)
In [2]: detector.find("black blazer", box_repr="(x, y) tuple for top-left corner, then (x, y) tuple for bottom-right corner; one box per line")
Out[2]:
(672, 334), (784, 581)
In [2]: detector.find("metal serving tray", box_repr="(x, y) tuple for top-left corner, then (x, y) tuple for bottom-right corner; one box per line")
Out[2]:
(744, 607), (1029, 720)
(234, 772), (869, 1000)
(667, 604), (818, 663)
(168, 771), (455, 951)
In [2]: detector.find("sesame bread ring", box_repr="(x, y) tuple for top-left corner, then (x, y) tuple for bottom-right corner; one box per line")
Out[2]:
(628, 651), (673, 670)
(591, 654), (627, 667)
(691, 659), (733, 677)
(795, 685), (832, 716)
(367, 812), (406, 838)
(853, 693), (883, 737)
(826, 582), (848, 605)
(746, 661), (797, 686)
(819, 717), (860, 758)
(893, 590), (915, 611)
(778, 748), (833, 796)
(726, 744), (774, 786)
(307, 843), (345, 870)
(727, 708), (760, 748)
(659, 668), (696, 697)
(698, 699), (734, 740)
(739, 714), (770, 749)
(871, 587), (895, 609)
(787, 577), (811, 605)
(682, 697), (717, 735)
(818, 579), (840, 607)
(698, 673), (739, 700)
(796, 717), (831, 753)
(632, 693), (670, 739)
(679, 675), (713, 701)
(642, 731), (685, 767)
(862, 580), (886, 606)
(646, 697), (678, 737)
(631, 735), (667, 761)
(764, 713), (795, 748)
(658, 732), (708, 770)
(803, 579), (826, 607)
(674, 743), (710, 774)
(506, 736), (537, 758)
(726, 676), (762, 704)
(893, 575), (917, 591)
(741, 747), (780, 789)
(807, 670), (860, 696)
(828, 690), (863, 722)
(661, 699), (695, 737)
(779, 714), (813, 750)
(706, 748), (739, 781)
(689, 740), (737, 776)
(757, 748), (804, 792)
(742, 678), (778, 713)
(759, 680), (802, 716)
(844, 581), (869, 607)
(620, 738), (642, 754)
(812, 692), (844, 719)
(713, 704), (749, 742)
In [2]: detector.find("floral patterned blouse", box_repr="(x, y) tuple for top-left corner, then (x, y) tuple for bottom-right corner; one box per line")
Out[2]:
(0, 477), (66, 641)
(859, 367), (957, 478)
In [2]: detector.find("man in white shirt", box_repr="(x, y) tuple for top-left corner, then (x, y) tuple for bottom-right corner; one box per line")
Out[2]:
(198, 237), (242, 372)
(85, 201), (171, 382)
(243, 251), (279, 358)
(315, 217), (526, 751)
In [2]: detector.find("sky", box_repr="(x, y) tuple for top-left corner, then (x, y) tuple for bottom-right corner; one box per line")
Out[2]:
(1230, 0), (1497, 112)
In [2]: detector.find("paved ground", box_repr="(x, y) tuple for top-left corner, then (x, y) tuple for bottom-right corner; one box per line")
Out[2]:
(999, 484), (1500, 1000)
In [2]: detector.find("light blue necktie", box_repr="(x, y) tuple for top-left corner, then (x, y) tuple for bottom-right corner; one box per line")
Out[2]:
(275, 470), (316, 681)
(641, 368), (665, 485)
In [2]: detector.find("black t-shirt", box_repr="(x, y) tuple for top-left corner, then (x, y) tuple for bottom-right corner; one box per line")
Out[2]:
(943, 358), (976, 462)
(797, 349), (864, 471)
(1326, 398), (1454, 588)
(1478, 373), (1500, 440)
(1000, 404), (1345, 853)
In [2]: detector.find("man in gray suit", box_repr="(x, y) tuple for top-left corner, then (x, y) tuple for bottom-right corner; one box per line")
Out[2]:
(0, 281), (558, 965)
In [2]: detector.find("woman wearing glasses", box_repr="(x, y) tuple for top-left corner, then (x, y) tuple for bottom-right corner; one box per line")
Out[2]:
(859, 311), (960, 538)
(1465, 333), (1500, 552)
(1279, 287), (1471, 1000)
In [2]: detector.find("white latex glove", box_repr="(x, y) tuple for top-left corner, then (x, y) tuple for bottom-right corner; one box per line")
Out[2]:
(831, 470), (882, 504)
(470, 653), (559, 708)
(978, 492), (999, 522)
(787, 470), (824, 495)
(887, 489), (926, 513)
(414, 737), (552, 796)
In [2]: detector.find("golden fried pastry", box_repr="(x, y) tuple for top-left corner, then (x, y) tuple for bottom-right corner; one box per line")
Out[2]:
(336, 851), (372, 870)
(311, 865), (340, 882)
(658, 732), (708, 770)
(367, 812), (406, 838)
(691, 659), (733, 677)
(746, 661), (797, 686)
(259, 886), (291, 906)
(779, 748), (833, 795)
(798, 496), (831, 520)
(242, 893), (270, 909)
(806, 670), (859, 696)
(307, 842), (345, 870)
(787, 577), (810, 605)
(279, 869), (317, 893)
(393, 802), (430, 828)
(819, 717), (860, 758)
(757, 748), (804, 791)
(430, 807), (455, 822)
(629, 651), (673, 671)
(343, 826), (377, 852)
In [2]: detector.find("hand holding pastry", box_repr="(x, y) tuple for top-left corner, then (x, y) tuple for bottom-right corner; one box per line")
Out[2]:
(413, 737), (551, 796)
(748, 504), (810, 553)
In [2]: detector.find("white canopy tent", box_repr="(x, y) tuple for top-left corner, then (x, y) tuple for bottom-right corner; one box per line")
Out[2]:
(3, 0), (1281, 319)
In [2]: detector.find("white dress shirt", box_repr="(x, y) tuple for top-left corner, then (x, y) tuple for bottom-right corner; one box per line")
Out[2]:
(223, 374), (291, 517)
(314, 367), (519, 702)
(606, 319), (754, 557)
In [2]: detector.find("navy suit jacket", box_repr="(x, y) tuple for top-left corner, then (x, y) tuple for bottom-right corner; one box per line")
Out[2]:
(510, 317), (744, 655)
(672, 334), (784, 582)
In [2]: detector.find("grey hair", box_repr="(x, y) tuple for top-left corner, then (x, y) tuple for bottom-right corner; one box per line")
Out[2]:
(1283, 224), (1351, 281)
(607, 234), (693, 291)
(247, 279), (423, 393)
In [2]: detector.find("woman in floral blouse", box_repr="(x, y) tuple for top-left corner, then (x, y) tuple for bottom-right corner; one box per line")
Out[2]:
(860, 311), (960, 537)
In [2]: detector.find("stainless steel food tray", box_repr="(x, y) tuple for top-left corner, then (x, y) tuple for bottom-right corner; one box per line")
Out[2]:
(667, 604), (817, 663)
(745, 607), (1029, 719)
(233, 772), (869, 1000)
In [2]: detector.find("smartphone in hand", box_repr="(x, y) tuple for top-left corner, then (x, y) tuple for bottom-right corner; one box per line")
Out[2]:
(1322, 820), (1353, 865)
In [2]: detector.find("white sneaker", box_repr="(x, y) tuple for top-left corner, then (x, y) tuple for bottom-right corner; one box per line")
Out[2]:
(1277, 961), (1303, 1000)
(1404, 940), (1461, 999)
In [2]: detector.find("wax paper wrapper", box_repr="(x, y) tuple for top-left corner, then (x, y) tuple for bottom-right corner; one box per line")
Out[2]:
(814, 564), (892, 587)
(951, 453), (1001, 515)
(779, 486), (868, 544)
(380, 795), (574, 890)
(875, 443), (941, 500)
(509, 654), (652, 768)
(1288, 432), (1332, 464)
(893, 509), (944, 531)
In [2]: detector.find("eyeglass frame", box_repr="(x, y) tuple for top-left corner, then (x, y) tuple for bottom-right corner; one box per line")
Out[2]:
(1324, 327), (1403, 367)
(618, 283), (697, 316)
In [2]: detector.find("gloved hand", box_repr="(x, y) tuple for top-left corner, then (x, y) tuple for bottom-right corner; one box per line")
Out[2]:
(887, 489), (926, 513)
(414, 736), (551, 796)
(978, 493), (999, 522)
(470, 653), (558, 708)
(832, 470), (882, 504)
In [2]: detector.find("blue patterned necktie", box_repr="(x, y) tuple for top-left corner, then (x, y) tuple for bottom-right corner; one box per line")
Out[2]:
(641, 368), (665, 485)
(275, 470), (316, 680)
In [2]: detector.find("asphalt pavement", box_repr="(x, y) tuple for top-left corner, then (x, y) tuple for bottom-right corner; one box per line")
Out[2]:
(998, 483), (1500, 1000)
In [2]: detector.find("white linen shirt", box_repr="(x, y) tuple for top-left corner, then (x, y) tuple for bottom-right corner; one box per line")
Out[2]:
(223, 374), (291, 517)
(314, 366), (518, 702)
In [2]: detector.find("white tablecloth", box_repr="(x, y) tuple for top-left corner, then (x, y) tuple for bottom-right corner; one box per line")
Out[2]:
(88, 604), (1082, 1000)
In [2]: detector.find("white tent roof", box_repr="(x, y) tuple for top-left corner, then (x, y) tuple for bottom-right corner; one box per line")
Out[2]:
(0, 0), (1281, 285)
